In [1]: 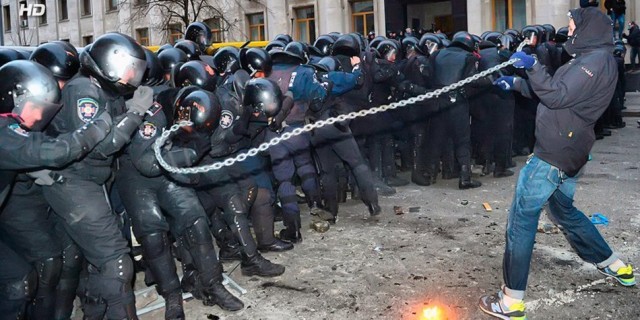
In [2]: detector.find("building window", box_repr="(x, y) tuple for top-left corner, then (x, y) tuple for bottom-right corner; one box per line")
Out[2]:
(59, 0), (69, 20)
(205, 17), (223, 43)
(168, 23), (182, 44)
(247, 13), (265, 41)
(295, 6), (315, 43)
(135, 0), (148, 6)
(3, 5), (11, 32)
(60, 38), (69, 42)
(83, 35), (93, 45)
(19, 1), (28, 28)
(492, 0), (526, 31)
(107, 0), (118, 11)
(81, 0), (91, 16)
(136, 28), (149, 46)
(351, 1), (374, 35)
(38, 0), (47, 25)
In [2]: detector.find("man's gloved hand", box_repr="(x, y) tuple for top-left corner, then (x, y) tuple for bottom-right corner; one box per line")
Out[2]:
(511, 52), (536, 69)
(27, 170), (55, 186)
(494, 76), (516, 91)
(125, 86), (154, 115)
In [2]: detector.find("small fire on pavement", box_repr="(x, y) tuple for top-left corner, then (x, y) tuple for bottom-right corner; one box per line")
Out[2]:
(421, 305), (445, 320)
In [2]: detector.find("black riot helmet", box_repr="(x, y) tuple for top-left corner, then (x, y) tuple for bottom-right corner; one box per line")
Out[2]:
(450, 33), (476, 52)
(141, 48), (165, 86)
(369, 36), (386, 51)
(240, 48), (272, 77)
(273, 34), (293, 44)
(0, 60), (61, 131)
(555, 27), (569, 43)
(332, 34), (361, 57)
(212, 46), (240, 74)
(79, 32), (147, 95)
(499, 34), (517, 51)
(272, 41), (308, 64)
(174, 89), (221, 135)
(349, 32), (368, 51)
(0, 48), (24, 67)
(174, 40), (201, 60)
(504, 29), (522, 41)
(30, 42), (80, 81)
(313, 35), (336, 57)
(265, 40), (287, 53)
(15, 49), (33, 60)
(435, 33), (448, 40)
(483, 31), (503, 46)
(157, 43), (174, 55)
(377, 40), (401, 62)
(185, 22), (212, 52)
(158, 47), (188, 73)
(311, 56), (341, 73)
(478, 40), (497, 50)
(441, 39), (451, 48)
(542, 24), (556, 42)
(243, 78), (283, 117)
(521, 25), (539, 42)
(174, 60), (217, 91)
(419, 33), (443, 55)
(402, 36), (424, 55)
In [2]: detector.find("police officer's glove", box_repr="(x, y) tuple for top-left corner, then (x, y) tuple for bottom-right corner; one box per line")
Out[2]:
(125, 86), (154, 116)
(494, 76), (517, 91)
(511, 52), (536, 69)
(27, 170), (55, 186)
(72, 111), (113, 153)
(163, 148), (198, 168)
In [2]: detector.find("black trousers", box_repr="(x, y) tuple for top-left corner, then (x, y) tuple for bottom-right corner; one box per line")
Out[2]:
(470, 89), (515, 168)
(425, 95), (473, 169)
(116, 163), (207, 238)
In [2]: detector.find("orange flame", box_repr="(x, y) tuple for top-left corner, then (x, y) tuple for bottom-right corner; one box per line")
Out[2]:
(421, 306), (443, 320)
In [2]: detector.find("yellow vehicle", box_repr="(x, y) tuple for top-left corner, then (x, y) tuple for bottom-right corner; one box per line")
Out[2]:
(146, 41), (269, 55)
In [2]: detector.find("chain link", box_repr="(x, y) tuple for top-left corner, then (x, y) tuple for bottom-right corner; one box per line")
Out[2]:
(154, 58), (518, 174)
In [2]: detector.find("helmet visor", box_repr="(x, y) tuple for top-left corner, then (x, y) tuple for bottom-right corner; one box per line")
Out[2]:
(114, 54), (147, 88)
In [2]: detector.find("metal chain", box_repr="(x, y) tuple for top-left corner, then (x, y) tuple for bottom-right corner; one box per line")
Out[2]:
(154, 58), (518, 174)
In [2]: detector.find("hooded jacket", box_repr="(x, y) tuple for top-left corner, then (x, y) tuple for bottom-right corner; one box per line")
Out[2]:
(515, 7), (616, 176)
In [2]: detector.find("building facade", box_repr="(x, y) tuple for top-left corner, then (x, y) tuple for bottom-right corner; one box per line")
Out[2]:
(1, 0), (638, 47)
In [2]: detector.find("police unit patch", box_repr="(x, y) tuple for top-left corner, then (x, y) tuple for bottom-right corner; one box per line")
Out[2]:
(288, 72), (297, 88)
(220, 110), (234, 129)
(139, 122), (157, 140)
(8, 123), (29, 137)
(77, 98), (99, 123)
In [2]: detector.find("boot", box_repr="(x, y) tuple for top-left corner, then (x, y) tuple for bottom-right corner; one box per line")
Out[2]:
(257, 239), (294, 252)
(241, 253), (286, 277)
(163, 290), (185, 320)
(204, 282), (244, 311)
(411, 171), (433, 186)
(368, 202), (381, 218)
(278, 228), (303, 243)
(459, 165), (482, 189)
(493, 167), (514, 178)
(373, 176), (396, 196)
(385, 175), (410, 187)
(481, 161), (495, 176)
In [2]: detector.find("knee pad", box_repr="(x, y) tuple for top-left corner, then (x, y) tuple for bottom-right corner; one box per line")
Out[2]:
(227, 194), (248, 216)
(34, 256), (62, 290)
(254, 188), (274, 207)
(245, 186), (257, 207)
(97, 255), (134, 284)
(1, 268), (37, 301)
(140, 232), (171, 260)
(61, 243), (84, 275)
(184, 218), (214, 248)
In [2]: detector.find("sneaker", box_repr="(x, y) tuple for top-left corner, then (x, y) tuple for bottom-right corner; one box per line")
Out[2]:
(478, 291), (527, 320)
(597, 264), (636, 286)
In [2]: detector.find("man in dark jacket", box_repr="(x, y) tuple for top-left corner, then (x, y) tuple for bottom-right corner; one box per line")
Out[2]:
(479, 7), (636, 320)
(624, 21), (640, 69)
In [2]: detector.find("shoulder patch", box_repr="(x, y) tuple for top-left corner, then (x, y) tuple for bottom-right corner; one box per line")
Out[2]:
(138, 122), (157, 140)
(8, 123), (29, 137)
(77, 98), (100, 123)
(220, 110), (234, 129)
(146, 102), (163, 117)
(580, 66), (594, 78)
(288, 72), (298, 88)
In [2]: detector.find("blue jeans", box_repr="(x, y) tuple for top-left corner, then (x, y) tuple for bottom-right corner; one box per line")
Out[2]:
(612, 13), (625, 39)
(502, 156), (617, 299)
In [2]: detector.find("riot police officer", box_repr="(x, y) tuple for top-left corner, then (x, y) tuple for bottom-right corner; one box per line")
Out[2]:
(428, 32), (486, 189)
(266, 41), (330, 242)
(41, 33), (154, 319)
(0, 60), (111, 320)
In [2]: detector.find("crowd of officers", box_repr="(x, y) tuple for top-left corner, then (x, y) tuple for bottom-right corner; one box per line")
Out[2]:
(0, 19), (627, 320)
